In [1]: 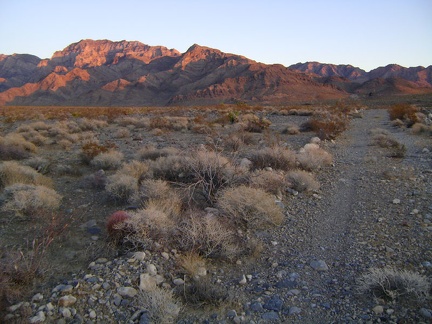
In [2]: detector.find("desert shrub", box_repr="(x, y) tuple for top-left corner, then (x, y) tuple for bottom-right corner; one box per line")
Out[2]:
(149, 116), (189, 131)
(249, 169), (287, 196)
(90, 150), (124, 170)
(301, 113), (349, 140)
(0, 161), (53, 189)
(137, 286), (181, 323)
(0, 134), (36, 160)
(297, 143), (333, 171)
(114, 127), (131, 138)
(177, 212), (240, 259)
(80, 141), (116, 164)
(151, 155), (191, 182)
(134, 179), (173, 206)
(357, 267), (430, 303)
(217, 186), (284, 230)
(286, 170), (320, 192)
(117, 160), (151, 181)
(283, 124), (300, 135)
(178, 251), (207, 278)
(371, 133), (406, 157)
(106, 174), (139, 203)
(82, 170), (107, 189)
(1, 184), (62, 217)
(178, 277), (228, 306)
(388, 103), (418, 127)
(136, 145), (179, 161)
(238, 113), (271, 133)
(76, 117), (108, 131)
(411, 122), (432, 135)
(249, 146), (296, 171)
(145, 196), (182, 219)
(106, 211), (131, 240)
(19, 130), (49, 146)
(224, 133), (244, 152)
(115, 116), (150, 128)
(126, 205), (177, 247)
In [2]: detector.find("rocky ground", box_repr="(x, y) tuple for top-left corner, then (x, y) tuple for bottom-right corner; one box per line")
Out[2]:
(2, 108), (432, 323)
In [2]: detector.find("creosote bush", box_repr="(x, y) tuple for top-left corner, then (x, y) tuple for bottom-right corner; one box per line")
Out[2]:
(137, 286), (181, 323)
(105, 174), (139, 203)
(388, 103), (418, 127)
(217, 186), (284, 230)
(357, 267), (430, 303)
(0, 134), (37, 160)
(90, 150), (124, 170)
(0, 161), (53, 189)
(297, 143), (333, 171)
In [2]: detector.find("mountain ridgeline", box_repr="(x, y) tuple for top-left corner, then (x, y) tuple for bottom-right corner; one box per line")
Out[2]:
(0, 39), (431, 106)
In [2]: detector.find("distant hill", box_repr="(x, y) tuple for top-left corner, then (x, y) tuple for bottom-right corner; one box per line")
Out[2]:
(0, 39), (431, 106)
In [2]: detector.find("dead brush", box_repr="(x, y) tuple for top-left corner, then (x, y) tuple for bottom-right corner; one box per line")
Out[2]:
(371, 133), (406, 158)
(249, 145), (296, 171)
(297, 143), (333, 171)
(80, 141), (116, 164)
(357, 267), (430, 304)
(388, 103), (419, 127)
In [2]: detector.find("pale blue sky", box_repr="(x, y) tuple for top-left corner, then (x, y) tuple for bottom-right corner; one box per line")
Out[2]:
(0, 0), (431, 71)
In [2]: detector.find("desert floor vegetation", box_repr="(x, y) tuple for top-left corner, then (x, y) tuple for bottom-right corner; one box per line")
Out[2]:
(0, 99), (431, 323)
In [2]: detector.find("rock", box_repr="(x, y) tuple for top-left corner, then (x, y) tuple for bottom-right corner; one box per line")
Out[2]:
(419, 308), (432, 319)
(310, 260), (329, 271)
(8, 302), (23, 312)
(173, 278), (185, 285)
(161, 252), (170, 260)
(310, 137), (321, 144)
(289, 306), (302, 315)
(53, 284), (74, 293)
(147, 263), (157, 276)
(275, 278), (297, 289)
(113, 294), (122, 306)
(372, 305), (384, 314)
(240, 158), (252, 170)
(250, 301), (264, 312)
(204, 207), (220, 216)
(196, 267), (207, 277)
(89, 310), (97, 319)
(45, 302), (54, 312)
(140, 311), (151, 324)
(58, 295), (77, 307)
(59, 307), (72, 318)
(263, 295), (283, 312)
(239, 274), (247, 285)
(133, 251), (146, 261)
(227, 309), (237, 318)
(32, 293), (43, 302)
(392, 198), (401, 204)
(117, 286), (138, 298)
(262, 311), (279, 320)
(140, 273), (157, 291)
(29, 311), (46, 323)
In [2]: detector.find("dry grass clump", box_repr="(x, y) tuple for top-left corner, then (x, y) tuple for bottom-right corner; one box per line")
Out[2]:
(371, 133), (406, 158)
(105, 174), (139, 203)
(178, 212), (239, 259)
(76, 117), (108, 131)
(297, 143), (333, 171)
(411, 122), (432, 135)
(301, 112), (349, 140)
(179, 277), (228, 306)
(357, 267), (430, 303)
(80, 141), (116, 164)
(249, 146), (296, 171)
(149, 116), (189, 131)
(136, 145), (179, 161)
(0, 134), (37, 160)
(117, 160), (151, 181)
(178, 251), (207, 278)
(134, 179), (173, 205)
(113, 127), (131, 138)
(1, 184), (62, 217)
(283, 124), (300, 135)
(115, 116), (150, 128)
(238, 113), (271, 133)
(286, 170), (320, 192)
(217, 186), (284, 230)
(249, 169), (287, 196)
(90, 150), (124, 170)
(137, 286), (181, 324)
(151, 154), (191, 182)
(0, 161), (53, 189)
(388, 103), (419, 127)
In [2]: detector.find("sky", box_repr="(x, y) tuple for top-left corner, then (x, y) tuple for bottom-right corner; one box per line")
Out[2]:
(0, 0), (431, 72)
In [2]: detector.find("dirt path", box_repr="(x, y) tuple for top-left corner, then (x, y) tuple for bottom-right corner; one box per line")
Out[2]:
(269, 108), (432, 322)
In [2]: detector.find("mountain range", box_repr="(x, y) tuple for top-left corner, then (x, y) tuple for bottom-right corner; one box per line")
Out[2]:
(0, 39), (431, 106)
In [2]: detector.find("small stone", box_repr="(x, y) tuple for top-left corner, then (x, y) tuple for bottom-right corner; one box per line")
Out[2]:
(263, 295), (283, 311)
(161, 252), (170, 260)
(419, 308), (432, 319)
(386, 308), (394, 315)
(8, 302), (23, 312)
(262, 311), (279, 320)
(227, 309), (237, 318)
(246, 274), (253, 281)
(233, 315), (244, 324)
(133, 251), (146, 261)
(140, 273), (157, 291)
(411, 209), (419, 215)
(239, 275), (247, 285)
(45, 302), (54, 312)
(289, 306), (302, 315)
(140, 311), (151, 324)
(372, 305), (384, 314)
(95, 257), (108, 264)
(310, 260), (329, 271)
(118, 286), (138, 298)
(392, 199), (401, 204)
(30, 311), (46, 323)
(173, 278), (185, 285)
(196, 267), (207, 277)
(147, 263), (157, 276)
(89, 310), (97, 319)
(113, 294), (122, 306)
(58, 295), (77, 307)
(32, 293), (44, 302)
(250, 301), (264, 312)
(59, 307), (72, 318)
